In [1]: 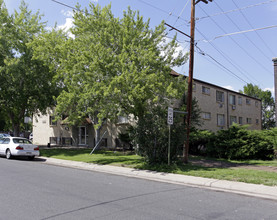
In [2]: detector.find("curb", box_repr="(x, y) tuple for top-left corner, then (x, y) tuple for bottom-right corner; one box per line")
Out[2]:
(40, 157), (277, 201)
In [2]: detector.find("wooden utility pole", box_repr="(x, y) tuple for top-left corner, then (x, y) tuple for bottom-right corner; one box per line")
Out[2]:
(184, 0), (213, 164)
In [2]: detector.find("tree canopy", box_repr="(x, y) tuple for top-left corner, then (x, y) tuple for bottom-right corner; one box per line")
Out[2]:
(0, 0), (60, 135)
(33, 4), (188, 129)
(240, 83), (275, 129)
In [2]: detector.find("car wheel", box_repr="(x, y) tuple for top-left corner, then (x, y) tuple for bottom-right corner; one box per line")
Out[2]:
(6, 149), (12, 159)
(28, 156), (35, 160)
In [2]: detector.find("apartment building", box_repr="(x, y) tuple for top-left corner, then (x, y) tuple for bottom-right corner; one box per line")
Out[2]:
(32, 75), (262, 147)
(193, 79), (262, 132)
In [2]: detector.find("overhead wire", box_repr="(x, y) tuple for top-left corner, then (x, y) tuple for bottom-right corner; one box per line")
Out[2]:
(214, 1), (272, 61)
(173, 0), (190, 26)
(195, 27), (263, 87)
(231, 0), (276, 57)
(196, 0), (277, 22)
(51, 0), (265, 87)
(195, 44), (249, 84)
(198, 4), (273, 76)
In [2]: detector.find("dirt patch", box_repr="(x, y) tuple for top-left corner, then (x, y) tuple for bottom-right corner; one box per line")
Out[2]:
(190, 159), (277, 173)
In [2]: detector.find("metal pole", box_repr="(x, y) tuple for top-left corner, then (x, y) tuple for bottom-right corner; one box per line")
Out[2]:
(168, 125), (171, 165)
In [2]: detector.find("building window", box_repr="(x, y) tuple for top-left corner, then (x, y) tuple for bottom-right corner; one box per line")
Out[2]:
(118, 116), (128, 124)
(229, 94), (236, 105)
(230, 116), (237, 125)
(202, 86), (210, 95)
(246, 99), (251, 105)
(217, 114), (225, 126)
(246, 118), (252, 124)
(202, 112), (211, 120)
(216, 91), (224, 103)
(255, 101), (258, 107)
(49, 116), (57, 126)
(238, 97), (242, 105)
(256, 119), (259, 125)
(239, 117), (243, 125)
(193, 83), (196, 92)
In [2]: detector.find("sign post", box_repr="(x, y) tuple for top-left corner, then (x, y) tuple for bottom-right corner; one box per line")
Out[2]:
(167, 107), (173, 165)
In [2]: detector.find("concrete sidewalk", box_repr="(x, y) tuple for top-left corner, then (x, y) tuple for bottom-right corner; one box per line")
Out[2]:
(40, 157), (277, 201)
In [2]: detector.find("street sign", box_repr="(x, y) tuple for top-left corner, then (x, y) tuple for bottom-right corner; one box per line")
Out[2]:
(167, 107), (173, 125)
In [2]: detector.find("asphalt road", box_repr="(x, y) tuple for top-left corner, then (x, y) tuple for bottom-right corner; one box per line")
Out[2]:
(0, 157), (277, 220)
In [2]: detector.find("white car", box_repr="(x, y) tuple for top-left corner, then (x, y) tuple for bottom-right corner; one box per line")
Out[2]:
(0, 137), (39, 160)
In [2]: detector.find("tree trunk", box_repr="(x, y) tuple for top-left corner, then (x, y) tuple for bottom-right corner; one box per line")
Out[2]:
(13, 123), (20, 137)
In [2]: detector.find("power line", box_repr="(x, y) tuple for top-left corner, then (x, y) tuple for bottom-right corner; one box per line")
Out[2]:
(214, 1), (271, 61)
(195, 45), (249, 84)
(196, 0), (277, 21)
(196, 27), (263, 86)
(136, 0), (190, 24)
(173, 0), (190, 26)
(198, 5), (273, 75)
(50, 0), (78, 11)
(202, 24), (277, 42)
(231, 0), (276, 57)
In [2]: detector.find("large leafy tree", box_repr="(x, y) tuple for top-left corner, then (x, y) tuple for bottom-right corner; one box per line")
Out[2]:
(240, 83), (275, 129)
(0, 0), (59, 136)
(33, 4), (188, 143)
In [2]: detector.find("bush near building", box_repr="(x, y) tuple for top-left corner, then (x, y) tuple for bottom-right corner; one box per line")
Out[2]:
(190, 125), (277, 160)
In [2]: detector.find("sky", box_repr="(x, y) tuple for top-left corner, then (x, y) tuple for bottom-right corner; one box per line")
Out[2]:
(3, 0), (277, 94)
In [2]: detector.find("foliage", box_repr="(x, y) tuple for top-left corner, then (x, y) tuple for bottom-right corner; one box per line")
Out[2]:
(239, 83), (275, 129)
(0, 0), (60, 136)
(206, 124), (274, 160)
(130, 97), (201, 164)
(189, 129), (215, 155)
(32, 3), (188, 129)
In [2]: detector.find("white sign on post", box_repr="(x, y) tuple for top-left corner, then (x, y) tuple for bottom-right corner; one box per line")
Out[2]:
(167, 107), (173, 125)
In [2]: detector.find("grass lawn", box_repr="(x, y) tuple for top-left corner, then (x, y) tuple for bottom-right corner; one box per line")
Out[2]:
(40, 148), (277, 186)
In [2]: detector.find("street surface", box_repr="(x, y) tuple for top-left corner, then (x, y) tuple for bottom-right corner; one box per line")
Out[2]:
(0, 157), (276, 220)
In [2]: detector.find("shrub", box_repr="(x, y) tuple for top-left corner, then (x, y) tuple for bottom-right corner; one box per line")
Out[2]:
(130, 106), (186, 164)
(189, 129), (215, 155)
(206, 124), (274, 160)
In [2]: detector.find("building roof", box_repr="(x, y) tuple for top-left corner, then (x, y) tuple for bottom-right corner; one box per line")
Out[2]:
(170, 70), (261, 101)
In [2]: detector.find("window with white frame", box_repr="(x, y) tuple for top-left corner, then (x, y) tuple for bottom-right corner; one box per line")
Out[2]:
(256, 119), (259, 124)
(238, 97), (242, 105)
(217, 114), (225, 126)
(246, 118), (252, 124)
(229, 94), (236, 105)
(255, 101), (258, 107)
(193, 83), (196, 92)
(202, 86), (210, 95)
(239, 117), (243, 125)
(216, 91), (224, 103)
(246, 98), (251, 105)
(202, 112), (211, 120)
(230, 116), (237, 125)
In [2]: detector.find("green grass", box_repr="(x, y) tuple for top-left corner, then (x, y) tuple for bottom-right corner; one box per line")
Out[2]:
(40, 148), (277, 186)
(40, 148), (145, 167)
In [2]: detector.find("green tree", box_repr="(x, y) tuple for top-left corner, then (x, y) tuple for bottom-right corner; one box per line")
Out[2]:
(33, 4), (188, 144)
(0, 0), (59, 136)
(240, 83), (275, 129)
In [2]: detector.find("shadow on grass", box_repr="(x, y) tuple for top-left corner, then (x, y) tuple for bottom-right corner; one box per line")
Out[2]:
(136, 162), (218, 174)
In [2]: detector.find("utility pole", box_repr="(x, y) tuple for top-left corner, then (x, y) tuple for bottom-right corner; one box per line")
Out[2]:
(184, 0), (213, 164)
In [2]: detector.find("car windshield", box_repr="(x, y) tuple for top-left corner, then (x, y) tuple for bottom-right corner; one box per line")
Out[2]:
(13, 138), (32, 144)
(0, 138), (4, 144)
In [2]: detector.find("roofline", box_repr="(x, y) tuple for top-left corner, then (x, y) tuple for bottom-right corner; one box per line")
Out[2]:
(170, 70), (261, 101)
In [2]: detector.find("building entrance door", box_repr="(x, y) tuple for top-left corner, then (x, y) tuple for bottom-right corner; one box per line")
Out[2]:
(79, 126), (87, 145)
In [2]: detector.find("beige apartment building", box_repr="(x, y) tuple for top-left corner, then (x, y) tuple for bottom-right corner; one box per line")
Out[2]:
(193, 79), (262, 132)
(32, 76), (262, 147)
